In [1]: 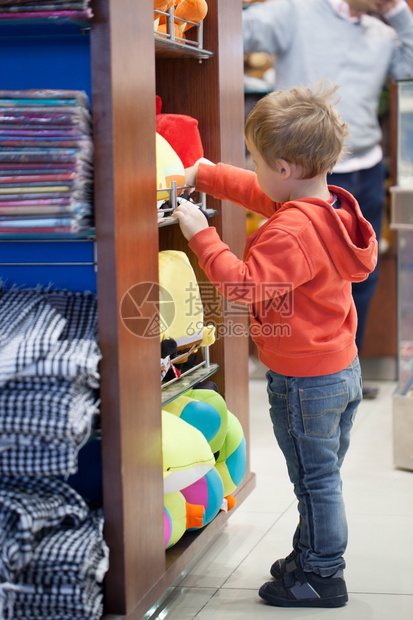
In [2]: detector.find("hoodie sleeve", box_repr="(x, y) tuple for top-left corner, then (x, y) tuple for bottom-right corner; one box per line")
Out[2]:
(188, 221), (313, 305)
(196, 162), (279, 220)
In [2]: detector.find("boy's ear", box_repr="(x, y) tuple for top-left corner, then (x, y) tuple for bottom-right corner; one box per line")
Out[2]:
(276, 159), (292, 179)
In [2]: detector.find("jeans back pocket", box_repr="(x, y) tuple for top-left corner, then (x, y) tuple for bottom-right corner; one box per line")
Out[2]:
(299, 382), (349, 438)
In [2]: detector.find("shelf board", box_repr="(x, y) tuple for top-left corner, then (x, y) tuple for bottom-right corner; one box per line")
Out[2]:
(155, 35), (213, 60)
(161, 362), (219, 405)
(0, 19), (91, 37)
(0, 228), (96, 241)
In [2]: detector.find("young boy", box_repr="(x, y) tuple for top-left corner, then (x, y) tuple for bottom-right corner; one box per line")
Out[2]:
(172, 84), (377, 608)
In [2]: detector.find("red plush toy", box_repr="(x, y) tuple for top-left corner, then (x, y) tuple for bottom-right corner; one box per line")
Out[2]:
(156, 95), (204, 168)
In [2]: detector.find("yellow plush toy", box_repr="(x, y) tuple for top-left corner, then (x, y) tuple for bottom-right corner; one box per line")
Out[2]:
(158, 250), (203, 354)
(156, 132), (185, 201)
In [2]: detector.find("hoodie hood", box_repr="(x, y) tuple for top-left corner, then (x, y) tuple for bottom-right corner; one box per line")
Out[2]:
(282, 185), (378, 282)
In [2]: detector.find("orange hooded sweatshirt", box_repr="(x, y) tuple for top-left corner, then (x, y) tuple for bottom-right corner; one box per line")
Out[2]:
(189, 162), (378, 377)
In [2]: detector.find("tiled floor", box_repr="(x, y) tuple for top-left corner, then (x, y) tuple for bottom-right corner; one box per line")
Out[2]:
(153, 372), (413, 619)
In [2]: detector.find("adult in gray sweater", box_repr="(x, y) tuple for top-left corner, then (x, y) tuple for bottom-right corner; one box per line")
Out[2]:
(243, 0), (413, 397)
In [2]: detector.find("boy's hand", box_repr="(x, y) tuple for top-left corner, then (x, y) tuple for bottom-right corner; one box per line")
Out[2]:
(185, 158), (215, 190)
(185, 164), (199, 189)
(172, 201), (209, 241)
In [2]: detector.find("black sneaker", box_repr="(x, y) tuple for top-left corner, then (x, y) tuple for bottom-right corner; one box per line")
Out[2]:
(260, 561), (348, 608)
(270, 549), (299, 579)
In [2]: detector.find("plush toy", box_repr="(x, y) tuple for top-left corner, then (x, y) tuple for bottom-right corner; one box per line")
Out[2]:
(154, 0), (174, 12)
(155, 0), (182, 39)
(161, 337), (180, 382)
(174, 388), (228, 452)
(156, 95), (204, 169)
(175, 0), (208, 34)
(221, 493), (237, 513)
(163, 388), (228, 455)
(156, 0), (208, 41)
(156, 132), (186, 201)
(162, 387), (245, 547)
(154, 0), (175, 30)
(156, 21), (183, 40)
(164, 490), (204, 548)
(215, 410), (247, 497)
(183, 387), (229, 443)
(162, 409), (215, 494)
(180, 467), (224, 530)
(159, 250), (216, 367)
(164, 502), (172, 546)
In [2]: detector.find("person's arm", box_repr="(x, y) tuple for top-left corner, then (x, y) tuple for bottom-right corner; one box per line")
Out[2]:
(187, 221), (312, 305)
(379, 0), (413, 80)
(195, 162), (279, 219)
(243, 0), (296, 56)
(173, 161), (277, 240)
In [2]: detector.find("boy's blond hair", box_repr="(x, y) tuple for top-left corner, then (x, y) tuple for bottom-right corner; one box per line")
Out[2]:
(244, 82), (350, 179)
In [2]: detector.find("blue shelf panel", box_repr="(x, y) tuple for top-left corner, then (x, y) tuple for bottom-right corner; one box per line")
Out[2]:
(0, 23), (92, 99)
(0, 239), (96, 291)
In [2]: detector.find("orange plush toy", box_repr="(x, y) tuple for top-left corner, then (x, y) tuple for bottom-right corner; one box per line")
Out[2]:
(175, 0), (208, 34)
(156, 0), (208, 40)
(154, 0), (174, 11)
(154, 0), (175, 30)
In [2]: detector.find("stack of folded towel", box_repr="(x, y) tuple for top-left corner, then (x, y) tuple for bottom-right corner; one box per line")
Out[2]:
(0, 476), (108, 619)
(0, 286), (101, 476)
(0, 1), (93, 22)
(0, 89), (93, 238)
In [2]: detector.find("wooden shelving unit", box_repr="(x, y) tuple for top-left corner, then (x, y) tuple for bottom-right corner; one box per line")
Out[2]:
(92, 1), (254, 618)
(0, 1), (254, 618)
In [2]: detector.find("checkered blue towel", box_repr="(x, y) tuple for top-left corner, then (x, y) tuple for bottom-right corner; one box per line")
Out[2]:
(0, 476), (89, 581)
(0, 378), (99, 441)
(0, 296), (66, 387)
(0, 288), (101, 387)
(0, 433), (91, 477)
(0, 510), (108, 620)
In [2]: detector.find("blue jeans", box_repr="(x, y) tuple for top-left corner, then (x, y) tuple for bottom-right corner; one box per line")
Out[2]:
(327, 161), (386, 353)
(266, 356), (362, 577)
